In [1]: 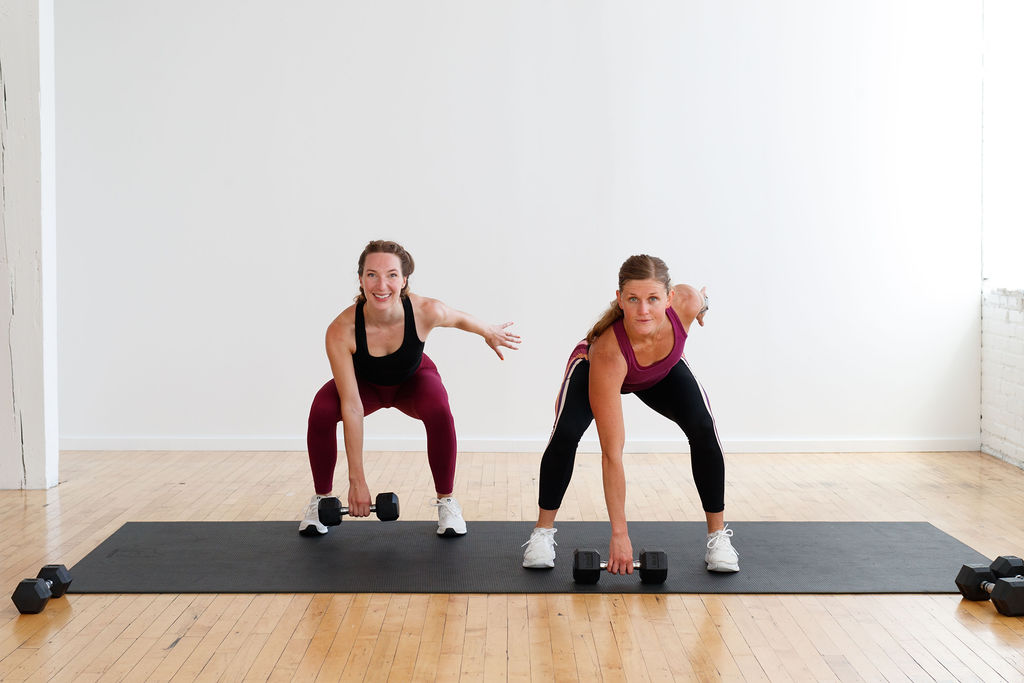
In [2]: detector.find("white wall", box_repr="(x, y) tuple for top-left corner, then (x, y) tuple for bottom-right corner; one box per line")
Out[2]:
(56, 1), (983, 454)
(982, 0), (1024, 291)
(982, 290), (1024, 468)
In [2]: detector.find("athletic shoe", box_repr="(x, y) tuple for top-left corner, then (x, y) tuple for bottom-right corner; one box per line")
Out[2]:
(521, 527), (558, 568)
(298, 494), (328, 537)
(432, 496), (467, 537)
(705, 524), (739, 572)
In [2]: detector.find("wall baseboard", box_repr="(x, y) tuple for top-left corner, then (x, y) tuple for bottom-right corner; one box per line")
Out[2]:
(60, 436), (982, 454)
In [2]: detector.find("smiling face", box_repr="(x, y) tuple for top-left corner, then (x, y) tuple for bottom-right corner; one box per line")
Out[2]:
(359, 252), (407, 308)
(616, 278), (674, 334)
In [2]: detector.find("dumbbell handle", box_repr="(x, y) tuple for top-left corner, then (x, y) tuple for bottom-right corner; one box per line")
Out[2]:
(598, 560), (644, 570)
(340, 503), (383, 516)
(981, 574), (1024, 593)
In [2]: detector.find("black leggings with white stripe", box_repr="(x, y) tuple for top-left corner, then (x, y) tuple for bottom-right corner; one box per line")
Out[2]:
(537, 357), (726, 513)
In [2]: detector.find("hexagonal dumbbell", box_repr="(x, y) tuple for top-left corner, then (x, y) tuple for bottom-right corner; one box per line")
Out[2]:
(955, 555), (1024, 617)
(572, 548), (668, 585)
(317, 492), (400, 526)
(11, 565), (73, 614)
(990, 555), (1024, 579)
(989, 578), (1024, 617)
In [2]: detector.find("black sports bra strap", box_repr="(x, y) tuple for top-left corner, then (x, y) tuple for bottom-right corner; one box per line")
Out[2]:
(402, 296), (417, 341)
(354, 301), (368, 354)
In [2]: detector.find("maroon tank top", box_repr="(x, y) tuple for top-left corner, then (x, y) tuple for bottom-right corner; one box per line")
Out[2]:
(612, 307), (687, 392)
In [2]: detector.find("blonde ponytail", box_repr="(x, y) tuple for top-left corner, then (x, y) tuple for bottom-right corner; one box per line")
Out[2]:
(586, 301), (623, 344)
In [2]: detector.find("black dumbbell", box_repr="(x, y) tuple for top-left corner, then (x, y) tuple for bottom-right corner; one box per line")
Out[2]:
(11, 564), (73, 614)
(955, 554), (1023, 599)
(990, 555), (1024, 578)
(955, 555), (1024, 617)
(318, 492), (400, 526)
(572, 548), (668, 585)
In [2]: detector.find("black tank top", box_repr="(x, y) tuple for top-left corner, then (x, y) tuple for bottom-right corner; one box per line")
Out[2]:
(352, 296), (425, 386)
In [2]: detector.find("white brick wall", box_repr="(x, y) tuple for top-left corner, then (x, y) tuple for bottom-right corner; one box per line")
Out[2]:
(982, 288), (1024, 468)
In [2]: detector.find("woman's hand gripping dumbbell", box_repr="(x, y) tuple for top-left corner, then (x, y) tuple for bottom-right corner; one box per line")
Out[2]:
(572, 548), (668, 585)
(317, 492), (400, 526)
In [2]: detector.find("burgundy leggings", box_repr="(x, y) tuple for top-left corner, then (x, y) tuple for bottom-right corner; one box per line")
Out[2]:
(306, 354), (457, 495)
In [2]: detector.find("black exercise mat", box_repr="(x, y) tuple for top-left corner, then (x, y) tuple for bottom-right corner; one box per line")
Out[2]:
(67, 521), (987, 594)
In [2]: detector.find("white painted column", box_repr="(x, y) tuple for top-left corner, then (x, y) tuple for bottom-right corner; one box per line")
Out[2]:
(0, 0), (59, 489)
(981, 0), (1024, 471)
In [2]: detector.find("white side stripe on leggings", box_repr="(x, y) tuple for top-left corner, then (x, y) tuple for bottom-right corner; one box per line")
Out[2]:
(544, 356), (586, 447)
(681, 356), (726, 455)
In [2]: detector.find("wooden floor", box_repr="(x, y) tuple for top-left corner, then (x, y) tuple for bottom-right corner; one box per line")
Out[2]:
(1, 450), (1023, 682)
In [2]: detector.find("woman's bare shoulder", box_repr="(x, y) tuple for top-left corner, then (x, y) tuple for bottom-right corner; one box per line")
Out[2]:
(327, 305), (357, 341)
(588, 329), (624, 367)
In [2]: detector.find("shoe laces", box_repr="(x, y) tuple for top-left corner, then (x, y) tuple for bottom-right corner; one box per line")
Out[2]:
(706, 524), (734, 550)
(432, 497), (462, 515)
(521, 528), (557, 549)
(303, 495), (324, 517)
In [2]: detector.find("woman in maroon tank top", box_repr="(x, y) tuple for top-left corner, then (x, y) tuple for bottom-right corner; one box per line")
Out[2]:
(521, 255), (739, 575)
(300, 240), (520, 539)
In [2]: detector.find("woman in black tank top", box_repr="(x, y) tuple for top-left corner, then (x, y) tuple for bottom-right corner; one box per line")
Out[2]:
(300, 240), (521, 540)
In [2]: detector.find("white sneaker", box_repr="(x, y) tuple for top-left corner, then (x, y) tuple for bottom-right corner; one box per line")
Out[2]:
(298, 494), (328, 537)
(432, 497), (467, 537)
(705, 525), (739, 572)
(522, 527), (557, 568)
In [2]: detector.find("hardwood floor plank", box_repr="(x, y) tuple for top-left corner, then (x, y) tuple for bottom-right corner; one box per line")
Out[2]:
(2, 450), (1024, 681)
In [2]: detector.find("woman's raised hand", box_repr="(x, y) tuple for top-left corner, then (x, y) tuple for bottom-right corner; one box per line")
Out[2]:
(695, 286), (709, 327)
(485, 322), (521, 360)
